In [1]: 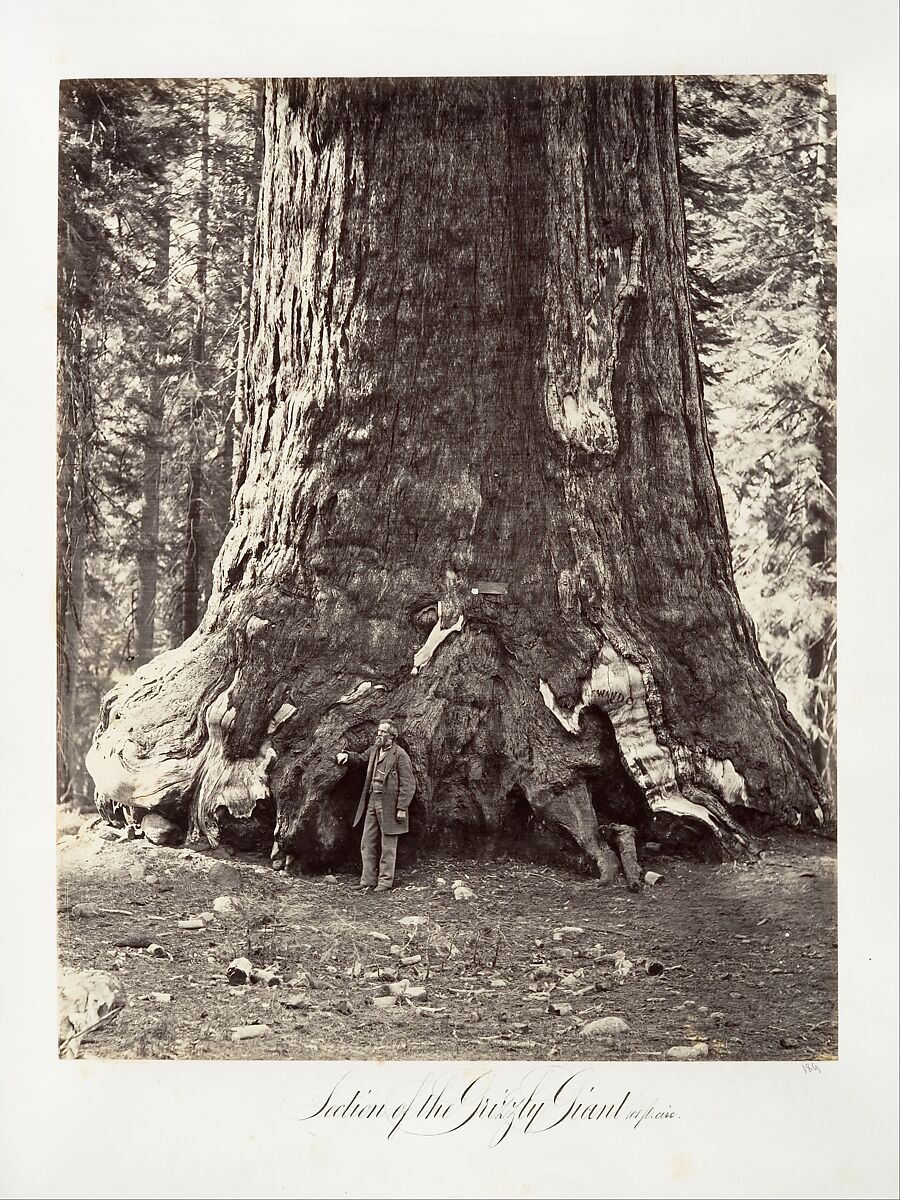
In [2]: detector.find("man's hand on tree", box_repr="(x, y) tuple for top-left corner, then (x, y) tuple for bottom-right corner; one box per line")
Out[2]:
(336, 751), (349, 765)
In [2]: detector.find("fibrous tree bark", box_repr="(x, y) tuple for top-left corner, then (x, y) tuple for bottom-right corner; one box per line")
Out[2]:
(87, 78), (824, 877)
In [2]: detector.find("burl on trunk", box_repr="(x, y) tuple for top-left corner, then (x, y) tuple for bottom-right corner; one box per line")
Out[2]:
(86, 78), (823, 879)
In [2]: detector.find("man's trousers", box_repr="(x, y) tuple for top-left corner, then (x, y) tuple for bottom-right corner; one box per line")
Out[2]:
(359, 799), (399, 889)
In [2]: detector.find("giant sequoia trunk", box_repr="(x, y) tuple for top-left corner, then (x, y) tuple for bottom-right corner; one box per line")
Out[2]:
(87, 78), (824, 876)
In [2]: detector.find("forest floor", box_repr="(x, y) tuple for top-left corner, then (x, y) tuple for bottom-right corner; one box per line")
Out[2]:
(57, 815), (837, 1063)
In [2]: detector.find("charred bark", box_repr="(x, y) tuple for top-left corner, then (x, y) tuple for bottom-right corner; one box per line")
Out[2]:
(87, 78), (824, 878)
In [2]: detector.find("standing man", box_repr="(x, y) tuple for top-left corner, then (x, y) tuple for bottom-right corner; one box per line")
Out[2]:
(336, 720), (416, 893)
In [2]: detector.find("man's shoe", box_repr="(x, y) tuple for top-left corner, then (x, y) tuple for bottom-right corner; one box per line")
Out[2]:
(373, 885), (392, 894)
(353, 883), (374, 892)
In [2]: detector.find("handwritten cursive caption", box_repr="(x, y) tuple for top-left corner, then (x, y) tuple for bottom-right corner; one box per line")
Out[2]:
(283, 1068), (680, 1146)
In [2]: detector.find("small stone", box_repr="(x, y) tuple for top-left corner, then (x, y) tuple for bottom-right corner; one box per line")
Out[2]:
(144, 874), (159, 886)
(250, 966), (283, 987)
(129, 864), (145, 882)
(212, 895), (235, 915)
(390, 944), (403, 956)
(397, 916), (428, 928)
(231, 1024), (269, 1041)
(209, 862), (241, 889)
(490, 978), (508, 988)
(178, 917), (206, 930)
(369, 932), (390, 941)
(549, 1002), (574, 1016)
(98, 826), (120, 842)
(198, 911), (215, 924)
(531, 964), (557, 980)
(400, 954), (422, 966)
(363, 970), (380, 982)
(667, 1043), (709, 1060)
(141, 813), (181, 846)
(779, 1036), (800, 1050)
(387, 979), (412, 995)
(551, 926), (585, 941)
(146, 943), (171, 959)
(644, 871), (665, 886)
(452, 885), (476, 902)
(148, 992), (172, 1004)
(373, 994), (398, 1008)
(114, 929), (154, 948)
(435, 877), (447, 887)
(70, 902), (101, 918)
(406, 986), (427, 1001)
(581, 1016), (630, 1036)
(698, 1005), (709, 1015)
(323, 874), (339, 884)
(331, 998), (352, 1014)
(227, 957), (254, 985)
(280, 993), (312, 1009)
(378, 967), (399, 982)
(709, 1011), (726, 1025)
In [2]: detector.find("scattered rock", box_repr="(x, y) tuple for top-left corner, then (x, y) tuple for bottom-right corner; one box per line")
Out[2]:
(406, 986), (427, 1001)
(208, 862), (241, 889)
(779, 1036), (799, 1050)
(369, 932), (390, 941)
(178, 917), (206, 930)
(387, 979), (412, 996)
(581, 1016), (630, 1036)
(128, 865), (146, 882)
(212, 895), (235, 915)
(397, 915), (428, 928)
(58, 968), (124, 1059)
(146, 944), (171, 959)
(286, 971), (312, 988)
(549, 1001), (574, 1016)
(144, 874), (159, 886)
(552, 926), (585, 941)
(231, 1024), (269, 1042)
(57, 810), (83, 837)
(280, 993), (313, 1009)
(435, 877), (447, 887)
(373, 994), (398, 1008)
(70, 902), (101, 918)
(698, 1004), (709, 1015)
(141, 813), (181, 846)
(378, 967), (399, 982)
(558, 971), (585, 989)
(250, 966), (283, 987)
(97, 826), (120, 842)
(113, 929), (154, 949)
(667, 1043), (709, 1060)
(227, 957), (254, 985)
(400, 954), (422, 966)
(323, 874), (339, 884)
(644, 871), (665, 886)
(531, 964), (557, 980)
(389, 944), (403, 956)
(363, 970), (380, 982)
(452, 884), (476, 902)
(148, 992), (172, 1004)
(198, 911), (215, 924)
(552, 946), (574, 959)
(709, 1011), (726, 1026)
(331, 998), (352, 1014)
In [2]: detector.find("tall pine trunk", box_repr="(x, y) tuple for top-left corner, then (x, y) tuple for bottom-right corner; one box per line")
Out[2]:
(88, 78), (823, 871)
(181, 81), (211, 641)
(135, 192), (171, 667)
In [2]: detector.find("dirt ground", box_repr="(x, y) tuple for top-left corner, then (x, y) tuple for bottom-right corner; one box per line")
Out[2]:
(57, 816), (837, 1062)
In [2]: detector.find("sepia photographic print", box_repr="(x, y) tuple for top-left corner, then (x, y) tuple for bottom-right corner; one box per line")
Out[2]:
(56, 73), (840, 1067)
